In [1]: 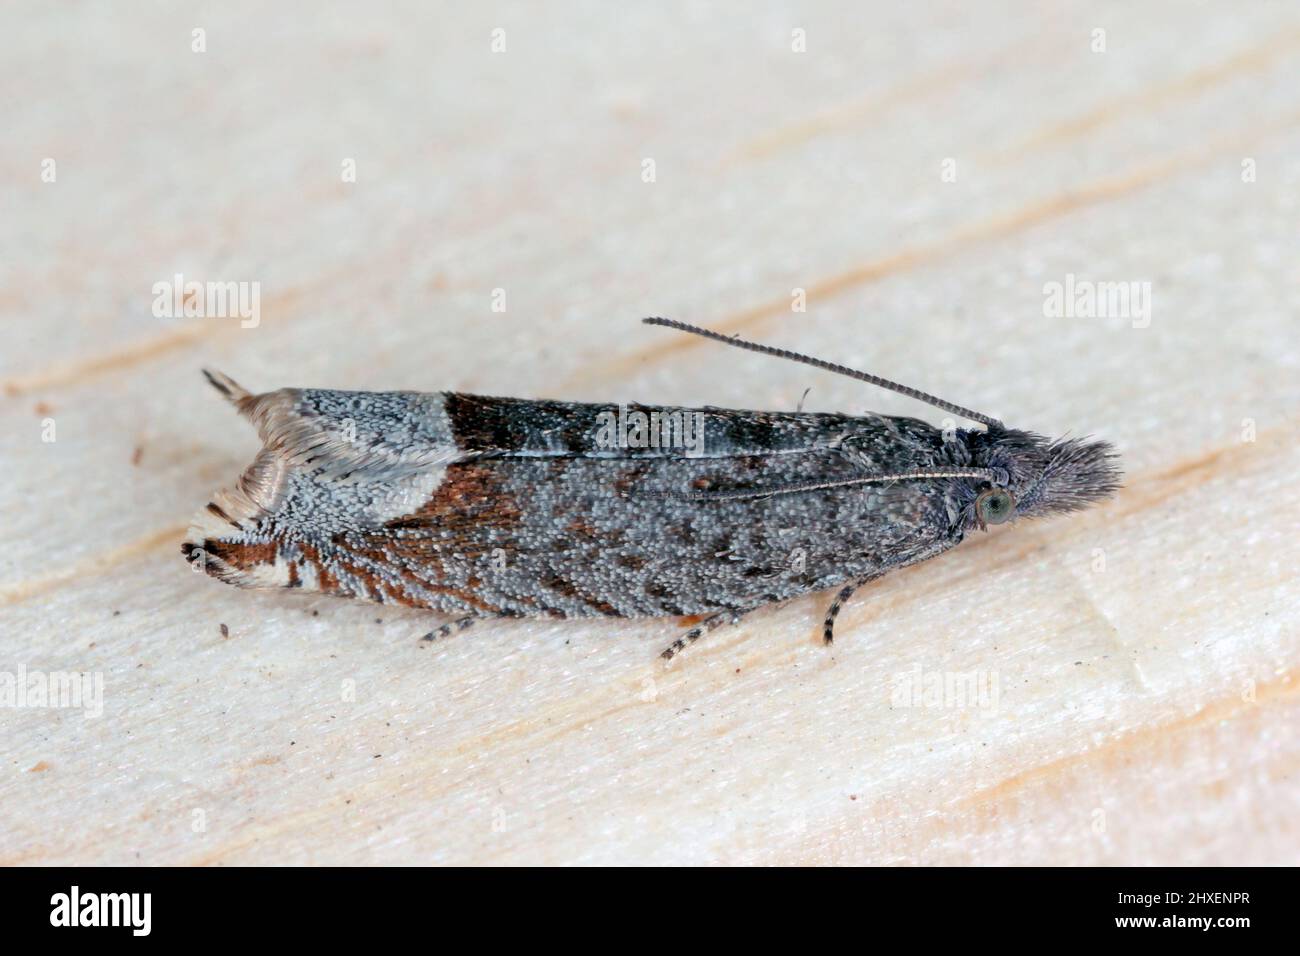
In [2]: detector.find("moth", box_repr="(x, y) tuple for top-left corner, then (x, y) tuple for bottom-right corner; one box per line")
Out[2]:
(184, 318), (1121, 659)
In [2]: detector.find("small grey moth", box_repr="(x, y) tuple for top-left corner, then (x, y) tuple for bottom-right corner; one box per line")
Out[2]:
(184, 318), (1121, 659)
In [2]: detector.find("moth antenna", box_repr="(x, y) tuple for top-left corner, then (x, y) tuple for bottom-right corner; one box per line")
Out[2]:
(202, 368), (252, 405)
(642, 317), (1003, 429)
(641, 468), (997, 502)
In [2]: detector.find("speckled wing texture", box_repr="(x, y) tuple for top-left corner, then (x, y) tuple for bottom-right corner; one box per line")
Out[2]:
(185, 380), (968, 621)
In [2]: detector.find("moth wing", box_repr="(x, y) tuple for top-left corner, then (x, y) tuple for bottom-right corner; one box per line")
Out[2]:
(188, 378), (869, 606)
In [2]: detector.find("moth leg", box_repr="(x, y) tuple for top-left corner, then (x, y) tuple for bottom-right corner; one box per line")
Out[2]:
(660, 609), (751, 661)
(822, 576), (872, 645)
(420, 609), (526, 643)
(420, 614), (481, 643)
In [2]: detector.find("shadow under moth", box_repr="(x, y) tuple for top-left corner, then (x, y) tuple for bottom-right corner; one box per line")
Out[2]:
(184, 318), (1121, 659)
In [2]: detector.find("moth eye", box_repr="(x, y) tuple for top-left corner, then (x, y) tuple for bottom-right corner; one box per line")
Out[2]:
(976, 488), (1015, 525)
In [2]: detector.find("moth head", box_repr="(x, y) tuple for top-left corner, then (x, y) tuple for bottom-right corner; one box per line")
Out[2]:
(964, 428), (1121, 528)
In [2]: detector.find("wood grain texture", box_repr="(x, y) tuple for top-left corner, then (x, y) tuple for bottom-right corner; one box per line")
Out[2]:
(2, 1), (1298, 865)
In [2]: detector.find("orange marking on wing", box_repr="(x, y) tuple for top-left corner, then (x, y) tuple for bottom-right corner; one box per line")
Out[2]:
(387, 462), (524, 535)
(204, 538), (278, 570)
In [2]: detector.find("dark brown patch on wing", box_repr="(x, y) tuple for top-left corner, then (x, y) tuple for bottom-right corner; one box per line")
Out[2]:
(203, 537), (278, 570)
(385, 462), (522, 535)
(443, 393), (603, 456)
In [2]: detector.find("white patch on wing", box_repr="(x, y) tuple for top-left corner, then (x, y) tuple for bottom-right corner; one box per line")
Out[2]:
(242, 554), (292, 588)
(360, 465), (450, 524)
(295, 559), (320, 591)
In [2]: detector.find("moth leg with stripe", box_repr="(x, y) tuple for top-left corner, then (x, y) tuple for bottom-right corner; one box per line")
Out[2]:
(185, 318), (1120, 660)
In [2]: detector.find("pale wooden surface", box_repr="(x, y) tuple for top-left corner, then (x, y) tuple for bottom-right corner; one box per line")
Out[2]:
(2, 2), (1298, 865)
